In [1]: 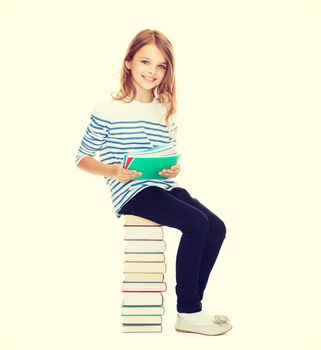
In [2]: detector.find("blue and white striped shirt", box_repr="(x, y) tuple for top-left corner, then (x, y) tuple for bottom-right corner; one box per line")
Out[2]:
(75, 97), (180, 218)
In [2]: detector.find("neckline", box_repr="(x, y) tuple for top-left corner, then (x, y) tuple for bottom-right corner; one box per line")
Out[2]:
(131, 97), (157, 105)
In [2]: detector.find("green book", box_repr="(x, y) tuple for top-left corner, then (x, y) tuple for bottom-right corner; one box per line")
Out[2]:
(121, 305), (165, 316)
(122, 145), (181, 180)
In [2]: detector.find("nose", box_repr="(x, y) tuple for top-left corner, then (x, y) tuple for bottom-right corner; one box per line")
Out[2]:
(147, 66), (156, 75)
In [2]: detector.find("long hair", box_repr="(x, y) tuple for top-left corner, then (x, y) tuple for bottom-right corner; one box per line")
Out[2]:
(111, 29), (178, 130)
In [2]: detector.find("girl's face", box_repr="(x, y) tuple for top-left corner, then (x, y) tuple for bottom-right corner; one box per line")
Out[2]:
(125, 44), (168, 98)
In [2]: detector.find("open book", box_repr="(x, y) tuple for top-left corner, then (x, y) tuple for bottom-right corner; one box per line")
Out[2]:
(122, 145), (181, 180)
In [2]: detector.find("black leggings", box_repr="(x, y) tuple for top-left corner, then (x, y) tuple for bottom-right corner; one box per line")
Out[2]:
(119, 186), (227, 313)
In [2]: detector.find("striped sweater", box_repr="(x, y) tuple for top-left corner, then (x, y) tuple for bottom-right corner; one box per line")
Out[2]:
(75, 96), (180, 218)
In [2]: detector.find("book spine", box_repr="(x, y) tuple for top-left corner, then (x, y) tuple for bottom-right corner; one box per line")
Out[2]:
(122, 281), (167, 292)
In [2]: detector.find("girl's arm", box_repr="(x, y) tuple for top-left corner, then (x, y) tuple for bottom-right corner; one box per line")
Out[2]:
(77, 156), (117, 178)
(77, 156), (141, 183)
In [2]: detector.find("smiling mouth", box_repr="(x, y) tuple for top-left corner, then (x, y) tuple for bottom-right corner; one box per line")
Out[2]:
(142, 75), (156, 82)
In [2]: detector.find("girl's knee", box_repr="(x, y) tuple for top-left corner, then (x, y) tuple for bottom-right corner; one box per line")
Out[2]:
(220, 220), (227, 239)
(216, 219), (227, 241)
(209, 217), (227, 241)
(184, 211), (209, 235)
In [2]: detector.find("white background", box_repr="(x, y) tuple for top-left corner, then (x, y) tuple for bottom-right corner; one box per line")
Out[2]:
(1, 0), (321, 349)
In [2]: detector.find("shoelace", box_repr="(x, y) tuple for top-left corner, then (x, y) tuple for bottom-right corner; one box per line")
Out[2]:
(212, 314), (230, 324)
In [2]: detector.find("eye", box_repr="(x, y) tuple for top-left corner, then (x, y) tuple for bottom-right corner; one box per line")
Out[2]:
(141, 60), (167, 70)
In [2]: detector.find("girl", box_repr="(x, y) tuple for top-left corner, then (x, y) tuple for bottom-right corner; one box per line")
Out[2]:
(75, 29), (232, 336)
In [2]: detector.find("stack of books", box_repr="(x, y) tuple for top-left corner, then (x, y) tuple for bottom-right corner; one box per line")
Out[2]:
(121, 214), (167, 333)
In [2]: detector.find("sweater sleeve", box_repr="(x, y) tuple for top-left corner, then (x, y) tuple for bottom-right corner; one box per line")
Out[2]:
(75, 106), (111, 166)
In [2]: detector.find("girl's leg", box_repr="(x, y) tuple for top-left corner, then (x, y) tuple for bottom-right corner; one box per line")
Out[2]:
(119, 186), (210, 313)
(168, 187), (227, 302)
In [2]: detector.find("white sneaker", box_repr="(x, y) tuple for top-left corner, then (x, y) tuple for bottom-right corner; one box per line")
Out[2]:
(175, 314), (232, 336)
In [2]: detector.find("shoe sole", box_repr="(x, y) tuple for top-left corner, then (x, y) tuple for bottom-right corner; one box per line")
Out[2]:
(175, 325), (232, 336)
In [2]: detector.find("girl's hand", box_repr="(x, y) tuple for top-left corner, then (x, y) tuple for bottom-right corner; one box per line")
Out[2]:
(113, 164), (142, 183)
(159, 164), (181, 178)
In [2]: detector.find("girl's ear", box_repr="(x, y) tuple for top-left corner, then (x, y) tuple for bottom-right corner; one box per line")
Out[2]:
(125, 60), (131, 70)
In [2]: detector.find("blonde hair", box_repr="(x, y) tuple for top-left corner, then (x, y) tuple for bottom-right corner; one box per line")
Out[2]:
(111, 29), (178, 130)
